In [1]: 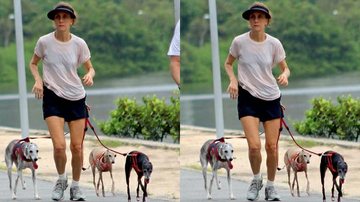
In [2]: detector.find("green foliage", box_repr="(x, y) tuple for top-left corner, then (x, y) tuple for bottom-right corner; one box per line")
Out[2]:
(295, 96), (360, 141)
(180, 0), (360, 88)
(0, 0), (175, 90)
(99, 92), (180, 143)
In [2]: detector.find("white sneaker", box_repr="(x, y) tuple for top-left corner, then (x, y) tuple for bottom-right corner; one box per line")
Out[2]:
(247, 175), (263, 201)
(70, 186), (86, 201)
(265, 186), (281, 201)
(51, 178), (68, 201)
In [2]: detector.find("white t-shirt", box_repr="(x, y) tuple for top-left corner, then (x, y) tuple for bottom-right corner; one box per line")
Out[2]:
(167, 20), (180, 56)
(229, 32), (286, 101)
(35, 32), (91, 101)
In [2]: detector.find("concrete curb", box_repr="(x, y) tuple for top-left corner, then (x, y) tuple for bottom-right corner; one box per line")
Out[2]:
(0, 126), (179, 150)
(181, 124), (360, 149)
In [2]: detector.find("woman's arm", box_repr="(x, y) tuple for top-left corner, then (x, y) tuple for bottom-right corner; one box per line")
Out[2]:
(29, 54), (43, 99)
(224, 53), (238, 99)
(82, 59), (95, 86)
(169, 55), (180, 86)
(277, 59), (290, 86)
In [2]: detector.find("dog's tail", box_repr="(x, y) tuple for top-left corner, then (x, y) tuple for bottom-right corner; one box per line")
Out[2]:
(277, 165), (285, 171)
(82, 165), (90, 171)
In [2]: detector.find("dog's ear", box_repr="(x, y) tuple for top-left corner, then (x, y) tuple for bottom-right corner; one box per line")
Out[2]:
(218, 144), (224, 157)
(23, 144), (30, 158)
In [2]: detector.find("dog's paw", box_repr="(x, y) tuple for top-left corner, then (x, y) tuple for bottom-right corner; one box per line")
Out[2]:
(207, 193), (212, 200)
(35, 195), (41, 200)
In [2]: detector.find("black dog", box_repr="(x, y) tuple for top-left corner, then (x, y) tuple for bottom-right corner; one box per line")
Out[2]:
(320, 151), (348, 202)
(125, 151), (153, 202)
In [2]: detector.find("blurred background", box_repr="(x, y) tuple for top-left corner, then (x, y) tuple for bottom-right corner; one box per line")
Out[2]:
(180, 0), (360, 135)
(0, 0), (178, 140)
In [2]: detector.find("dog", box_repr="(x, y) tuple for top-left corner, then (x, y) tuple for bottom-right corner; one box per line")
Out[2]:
(320, 151), (348, 202)
(200, 137), (234, 200)
(283, 148), (312, 197)
(87, 148), (117, 197)
(125, 151), (153, 202)
(4, 137), (40, 200)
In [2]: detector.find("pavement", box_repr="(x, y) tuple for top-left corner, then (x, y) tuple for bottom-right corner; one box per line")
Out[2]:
(0, 171), (170, 202)
(181, 169), (360, 202)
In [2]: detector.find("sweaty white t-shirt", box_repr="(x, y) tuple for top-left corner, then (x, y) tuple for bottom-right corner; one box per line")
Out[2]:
(35, 32), (91, 101)
(167, 20), (180, 56)
(229, 32), (285, 101)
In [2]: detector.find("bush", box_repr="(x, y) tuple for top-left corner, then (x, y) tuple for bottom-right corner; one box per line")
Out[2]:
(99, 92), (180, 143)
(295, 96), (360, 141)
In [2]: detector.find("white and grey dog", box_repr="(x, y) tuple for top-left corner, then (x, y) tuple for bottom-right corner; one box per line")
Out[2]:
(200, 137), (235, 200)
(283, 148), (312, 197)
(88, 148), (117, 197)
(4, 137), (40, 200)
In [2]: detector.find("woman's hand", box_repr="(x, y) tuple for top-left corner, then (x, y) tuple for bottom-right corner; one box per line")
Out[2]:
(82, 73), (94, 86)
(277, 60), (290, 86)
(227, 80), (238, 99)
(32, 80), (43, 99)
(277, 73), (288, 86)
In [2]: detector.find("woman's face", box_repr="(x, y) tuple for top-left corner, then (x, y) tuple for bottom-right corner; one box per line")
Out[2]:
(53, 11), (74, 32)
(248, 11), (269, 32)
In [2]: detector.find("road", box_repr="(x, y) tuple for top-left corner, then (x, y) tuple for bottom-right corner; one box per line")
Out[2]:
(0, 171), (170, 202)
(181, 169), (359, 202)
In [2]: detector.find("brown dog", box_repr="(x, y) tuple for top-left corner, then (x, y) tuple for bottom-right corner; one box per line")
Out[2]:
(283, 148), (312, 197)
(88, 148), (116, 197)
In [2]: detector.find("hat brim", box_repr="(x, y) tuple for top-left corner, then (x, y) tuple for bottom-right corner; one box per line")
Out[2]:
(242, 8), (271, 20)
(47, 7), (76, 20)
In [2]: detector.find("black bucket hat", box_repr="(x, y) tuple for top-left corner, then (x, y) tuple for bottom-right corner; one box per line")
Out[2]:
(47, 5), (76, 20)
(242, 5), (271, 20)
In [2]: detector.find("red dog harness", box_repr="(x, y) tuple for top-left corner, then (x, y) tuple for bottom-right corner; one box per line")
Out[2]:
(324, 152), (337, 173)
(207, 137), (233, 169)
(287, 152), (306, 172)
(130, 151), (143, 173)
(92, 152), (112, 172)
(11, 137), (38, 169)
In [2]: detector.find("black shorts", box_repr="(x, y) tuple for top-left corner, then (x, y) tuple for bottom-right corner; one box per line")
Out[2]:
(237, 86), (283, 122)
(43, 86), (88, 122)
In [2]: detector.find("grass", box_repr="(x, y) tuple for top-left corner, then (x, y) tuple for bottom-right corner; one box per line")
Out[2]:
(285, 139), (320, 148)
(89, 139), (127, 148)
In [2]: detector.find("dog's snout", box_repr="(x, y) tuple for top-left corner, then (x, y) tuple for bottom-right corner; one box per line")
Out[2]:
(229, 158), (233, 161)
(112, 161), (115, 164)
(34, 158), (38, 162)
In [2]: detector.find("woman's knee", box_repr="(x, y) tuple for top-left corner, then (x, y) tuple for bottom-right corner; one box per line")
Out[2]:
(53, 144), (66, 154)
(70, 143), (82, 154)
(265, 143), (277, 153)
(248, 145), (261, 154)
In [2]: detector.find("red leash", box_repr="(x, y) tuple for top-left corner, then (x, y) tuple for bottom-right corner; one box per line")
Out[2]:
(279, 117), (322, 157)
(84, 118), (128, 157)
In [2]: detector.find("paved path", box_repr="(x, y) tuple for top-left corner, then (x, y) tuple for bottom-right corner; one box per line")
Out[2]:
(181, 169), (359, 202)
(0, 171), (169, 202)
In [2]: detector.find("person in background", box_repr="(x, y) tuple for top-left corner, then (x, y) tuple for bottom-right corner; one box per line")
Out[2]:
(29, 1), (95, 201)
(224, 2), (290, 201)
(168, 20), (180, 88)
